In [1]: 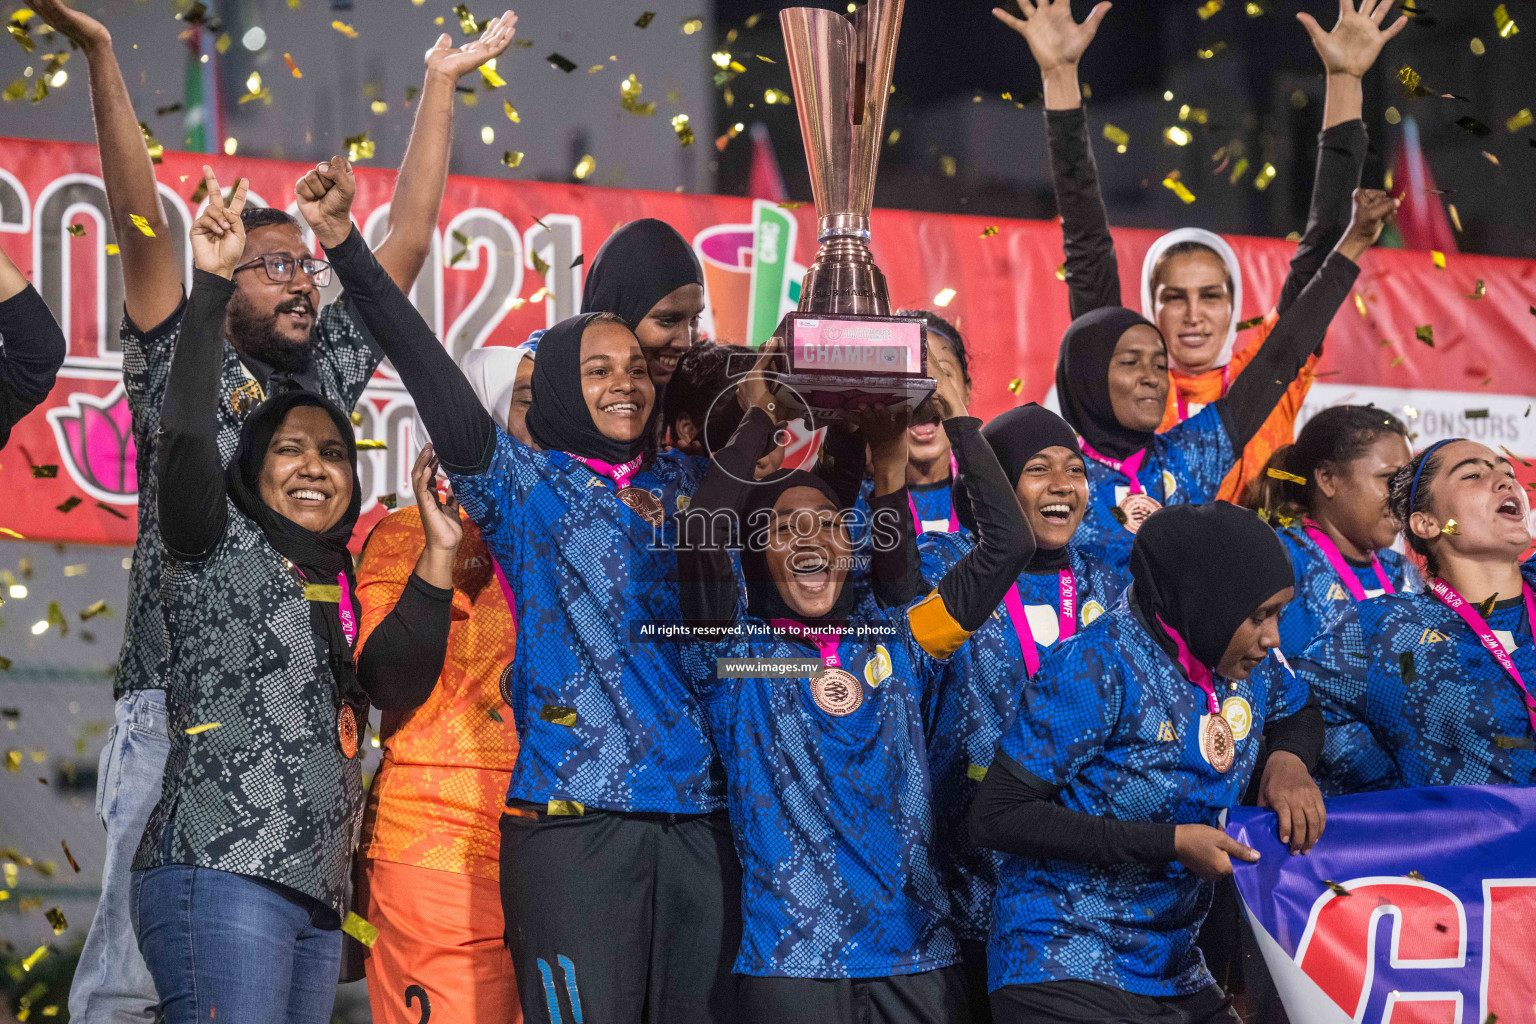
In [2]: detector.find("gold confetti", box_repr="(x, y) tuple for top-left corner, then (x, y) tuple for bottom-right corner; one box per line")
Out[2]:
(763, 88), (792, 105)
(1055, 263), (1067, 281)
(1467, 279), (1486, 300)
(1471, 36), (1487, 55)
(1441, 518), (1460, 535)
(540, 705), (579, 726)
(933, 287), (956, 307)
(21, 945), (47, 971)
(620, 73), (656, 116)
(5, 751), (18, 772)
(303, 584), (342, 603)
(671, 113), (694, 146)
(1323, 880), (1352, 897)
(61, 841), (79, 874)
(1404, 869), (1426, 881)
(1162, 172), (1196, 204)
(1415, 324), (1434, 347)
(79, 600), (108, 621)
(1102, 124), (1130, 148)
(940, 155), (957, 177)
(3, 78), (27, 102)
(1482, 151), (1500, 166)
(776, 200), (803, 210)
(479, 64), (505, 89)
(44, 907), (66, 934)
(344, 132), (374, 161)
(635, 11), (655, 28)
(1197, 0), (1224, 18)
(1507, 108), (1533, 133)
(284, 53), (301, 78)
(1448, 204), (1462, 233)
(8, 23), (35, 54)
(342, 911), (379, 947)
(1196, 42), (1226, 59)
(547, 799), (585, 816)
(1464, 408), (1490, 419)
(1385, 105), (1402, 125)
(501, 150), (524, 168)
(1431, 250), (1446, 269)
(1456, 116), (1492, 138)
(129, 214), (155, 237)
(453, 3), (479, 34)
(1227, 156), (1249, 184)
(681, 17), (704, 34)
(378, 493), (398, 510)
(502, 100), (520, 123)
(1266, 468), (1306, 484)
(1253, 162), (1277, 191)
(966, 763), (988, 781)
(331, 20), (357, 37)
(528, 286), (549, 303)
(354, 439), (387, 450)
(546, 52), (577, 73)
(980, 225), (999, 238)
(480, 125), (494, 145)
(1008, 378), (1022, 394)
(887, 128), (901, 145)
(1494, 3), (1518, 37)
(573, 154), (595, 179)
(1164, 126), (1192, 146)
(30, 464), (57, 478)
(183, 723), (223, 738)
(1354, 292), (1369, 317)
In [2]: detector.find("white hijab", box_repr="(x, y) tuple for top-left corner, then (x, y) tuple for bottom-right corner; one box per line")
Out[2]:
(410, 344), (534, 456)
(1139, 227), (1244, 372)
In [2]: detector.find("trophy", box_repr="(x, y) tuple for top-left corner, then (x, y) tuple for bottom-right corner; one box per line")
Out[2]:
(770, 0), (935, 417)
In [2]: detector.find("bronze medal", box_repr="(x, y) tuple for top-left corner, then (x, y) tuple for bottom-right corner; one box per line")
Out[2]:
(1118, 493), (1162, 534)
(1199, 713), (1235, 774)
(616, 486), (665, 528)
(810, 667), (863, 717)
(337, 703), (359, 759)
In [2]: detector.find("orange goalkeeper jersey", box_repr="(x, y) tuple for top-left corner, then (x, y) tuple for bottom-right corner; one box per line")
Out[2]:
(355, 505), (518, 880)
(1158, 310), (1321, 505)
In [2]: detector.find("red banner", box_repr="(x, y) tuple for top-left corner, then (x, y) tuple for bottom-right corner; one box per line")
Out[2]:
(4, 136), (1535, 547)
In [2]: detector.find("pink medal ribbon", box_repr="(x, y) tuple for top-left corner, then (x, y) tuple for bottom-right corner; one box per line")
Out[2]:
(907, 453), (961, 534)
(1078, 439), (1148, 496)
(1302, 518), (1395, 602)
(770, 618), (842, 667)
(567, 451), (645, 490)
(1173, 365), (1230, 423)
(1428, 578), (1536, 737)
(336, 571), (357, 648)
(1002, 569), (1078, 678)
(1155, 616), (1221, 715)
(490, 557), (518, 631)
(772, 618), (864, 715)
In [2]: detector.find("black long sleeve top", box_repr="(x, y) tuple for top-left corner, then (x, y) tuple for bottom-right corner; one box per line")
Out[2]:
(0, 285), (66, 451)
(1046, 105), (1368, 320)
(155, 269), (450, 710)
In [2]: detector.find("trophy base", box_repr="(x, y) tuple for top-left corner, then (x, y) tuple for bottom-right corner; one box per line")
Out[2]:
(774, 373), (937, 421)
(767, 310), (934, 421)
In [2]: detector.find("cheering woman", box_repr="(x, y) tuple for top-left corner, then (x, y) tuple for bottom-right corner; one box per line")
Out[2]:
(1294, 439), (1536, 791)
(301, 158), (739, 1023)
(999, 0), (1403, 504)
(677, 362), (1030, 1023)
(134, 171), (457, 1023)
(972, 502), (1326, 1024)
(0, 247), (66, 450)
(1046, 188), (1395, 574)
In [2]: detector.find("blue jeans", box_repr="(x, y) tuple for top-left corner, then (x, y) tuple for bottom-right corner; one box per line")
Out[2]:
(131, 864), (343, 1024)
(69, 689), (169, 1023)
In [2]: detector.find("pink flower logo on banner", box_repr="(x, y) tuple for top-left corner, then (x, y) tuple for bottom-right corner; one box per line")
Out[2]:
(45, 383), (138, 504)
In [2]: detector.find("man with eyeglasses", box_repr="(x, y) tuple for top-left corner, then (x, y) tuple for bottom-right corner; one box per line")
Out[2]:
(22, 0), (521, 1019)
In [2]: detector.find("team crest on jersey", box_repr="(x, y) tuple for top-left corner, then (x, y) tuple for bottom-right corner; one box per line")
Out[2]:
(1326, 583), (1350, 601)
(1221, 696), (1253, 741)
(863, 645), (892, 688)
(1419, 628), (1452, 644)
(1157, 720), (1177, 742)
(1081, 600), (1106, 626)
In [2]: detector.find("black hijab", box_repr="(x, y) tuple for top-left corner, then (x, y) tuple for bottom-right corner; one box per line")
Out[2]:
(580, 218), (704, 328)
(226, 388), (366, 711)
(955, 403), (1082, 570)
(741, 469), (857, 625)
(1055, 306), (1164, 461)
(526, 312), (656, 464)
(1129, 502), (1294, 672)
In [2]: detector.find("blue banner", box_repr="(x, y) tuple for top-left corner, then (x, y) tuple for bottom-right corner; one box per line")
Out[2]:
(1229, 786), (1536, 1024)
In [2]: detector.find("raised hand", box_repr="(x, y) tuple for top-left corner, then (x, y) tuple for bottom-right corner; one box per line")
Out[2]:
(1335, 187), (1399, 262)
(294, 155), (357, 249)
(27, 0), (111, 54)
(1298, 0), (1407, 78)
(991, 0), (1112, 73)
(424, 10), (518, 82)
(1174, 823), (1260, 881)
(928, 346), (970, 422)
(410, 443), (463, 589)
(189, 167), (249, 279)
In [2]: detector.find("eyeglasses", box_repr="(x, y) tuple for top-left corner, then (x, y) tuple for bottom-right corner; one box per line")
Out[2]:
(232, 253), (333, 287)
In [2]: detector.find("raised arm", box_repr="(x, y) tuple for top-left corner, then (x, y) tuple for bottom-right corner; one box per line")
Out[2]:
(30, 0), (182, 331)
(372, 12), (518, 292)
(354, 445), (461, 710)
(0, 249), (66, 449)
(1279, 0), (1403, 311)
(296, 156), (495, 474)
(1217, 188), (1395, 451)
(993, 0), (1119, 318)
(157, 171), (249, 559)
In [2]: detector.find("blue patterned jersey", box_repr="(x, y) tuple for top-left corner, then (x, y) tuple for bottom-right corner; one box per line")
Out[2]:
(1273, 527), (1417, 796)
(1076, 405), (1235, 575)
(1294, 563), (1536, 793)
(690, 611), (959, 979)
(917, 532), (1129, 942)
(990, 595), (1307, 996)
(908, 479), (959, 534)
(449, 433), (725, 813)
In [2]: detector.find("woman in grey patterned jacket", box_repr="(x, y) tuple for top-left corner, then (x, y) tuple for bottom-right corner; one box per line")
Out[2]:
(129, 168), (464, 1024)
